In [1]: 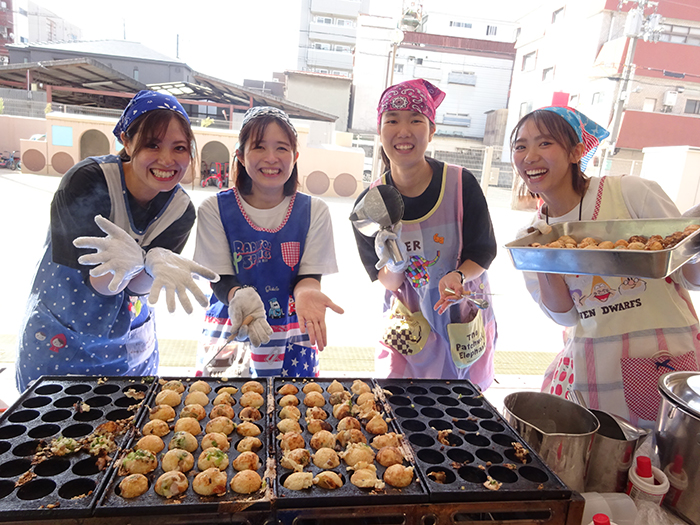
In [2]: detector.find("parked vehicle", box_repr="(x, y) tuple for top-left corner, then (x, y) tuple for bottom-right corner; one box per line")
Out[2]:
(0, 151), (20, 170)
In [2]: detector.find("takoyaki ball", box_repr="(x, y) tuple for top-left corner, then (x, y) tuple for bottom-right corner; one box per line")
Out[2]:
(142, 419), (170, 437)
(279, 405), (301, 420)
(213, 392), (236, 406)
(230, 469), (262, 494)
(278, 431), (305, 451)
(383, 464), (414, 488)
(236, 421), (261, 437)
(329, 391), (351, 406)
(236, 436), (262, 453)
(628, 241), (646, 250)
(312, 448), (340, 469)
(168, 431), (198, 453)
(365, 414), (388, 435)
(155, 471), (189, 499)
(356, 392), (375, 406)
(337, 416), (361, 432)
(306, 419), (332, 434)
(350, 464), (384, 489)
(184, 390), (210, 407)
(376, 446), (404, 467)
(155, 389), (181, 407)
(277, 418), (302, 434)
(332, 402), (352, 420)
(161, 380), (185, 394)
(598, 240), (615, 249)
(281, 448), (311, 471)
(371, 432), (401, 449)
(122, 449), (158, 474)
(340, 443), (375, 467)
(241, 381), (264, 395)
(278, 394), (299, 407)
(302, 382), (323, 394)
(283, 472), (314, 490)
(648, 241), (664, 251)
(209, 404), (234, 420)
(193, 467), (227, 496)
(198, 447), (229, 471)
(232, 451), (260, 471)
(337, 429), (367, 449)
(119, 473), (149, 499)
(305, 406), (328, 420)
(313, 471), (344, 490)
(310, 430), (336, 450)
(136, 434), (164, 455)
(303, 391), (325, 407)
(201, 432), (230, 452)
(149, 404), (176, 422)
(351, 379), (371, 395)
(239, 407), (262, 421)
(161, 449), (194, 473)
(206, 417), (236, 436)
(174, 417), (201, 436)
(327, 380), (345, 394)
(189, 380), (212, 394)
(684, 224), (700, 235)
(217, 386), (238, 395)
(278, 383), (299, 395)
(614, 239), (629, 249)
(240, 391), (264, 409)
(180, 404), (207, 421)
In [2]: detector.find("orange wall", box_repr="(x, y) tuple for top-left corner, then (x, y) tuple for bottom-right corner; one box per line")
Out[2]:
(0, 115), (46, 153)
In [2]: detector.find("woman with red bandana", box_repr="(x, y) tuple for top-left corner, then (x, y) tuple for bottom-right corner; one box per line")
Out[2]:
(511, 106), (700, 427)
(352, 79), (498, 385)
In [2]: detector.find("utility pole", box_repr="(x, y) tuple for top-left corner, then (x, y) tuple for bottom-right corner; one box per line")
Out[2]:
(600, 0), (662, 175)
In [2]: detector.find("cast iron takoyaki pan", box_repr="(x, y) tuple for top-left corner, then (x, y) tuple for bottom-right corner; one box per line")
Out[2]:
(376, 379), (572, 503)
(272, 378), (428, 508)
(97, 377), (271, 516)
(0, 375), (153, 519)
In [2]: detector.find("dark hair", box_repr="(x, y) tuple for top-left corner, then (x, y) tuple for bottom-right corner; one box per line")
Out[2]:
(118, 110), (196, 165)
(235, 115), (299, 196)
(510, 109), (587, 201)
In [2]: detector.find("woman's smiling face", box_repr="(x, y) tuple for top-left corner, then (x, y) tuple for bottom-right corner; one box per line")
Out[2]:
(380, 111), (435, 170)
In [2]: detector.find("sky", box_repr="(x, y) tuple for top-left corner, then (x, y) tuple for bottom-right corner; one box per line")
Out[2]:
(32, 0), (536, 85)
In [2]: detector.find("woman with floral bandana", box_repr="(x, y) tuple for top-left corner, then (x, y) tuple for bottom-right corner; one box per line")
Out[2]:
(511, 106), (700, 426)
(352, 79), (498, 385)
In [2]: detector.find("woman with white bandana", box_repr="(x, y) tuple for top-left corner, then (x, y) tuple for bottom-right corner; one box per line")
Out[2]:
(511, 106), (700, 427)
(352, 79), (498, 385)
(16, 90), (218, 392)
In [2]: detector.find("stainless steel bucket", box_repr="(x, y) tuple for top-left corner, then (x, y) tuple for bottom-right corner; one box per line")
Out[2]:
(585, 409), (649, 493)
(503, 392), (599, 492)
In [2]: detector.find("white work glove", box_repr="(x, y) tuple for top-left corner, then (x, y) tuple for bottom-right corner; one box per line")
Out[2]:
(73, 215), (145, 293)
(375, 222), (409, 273)
(515, 218), (552, 240)
(145, 248), (220, 314)
(228, 287), (272, 347)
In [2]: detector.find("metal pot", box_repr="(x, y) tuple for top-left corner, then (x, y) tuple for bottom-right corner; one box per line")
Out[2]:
(656, 371), (700, 525)
(503, 392), (599, 492)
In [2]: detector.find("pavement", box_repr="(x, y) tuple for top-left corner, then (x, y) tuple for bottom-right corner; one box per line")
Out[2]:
(0, 169), (566, 412)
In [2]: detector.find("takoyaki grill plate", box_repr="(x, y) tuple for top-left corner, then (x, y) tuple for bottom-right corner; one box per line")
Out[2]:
(0, 375), (153, 519)
(376, 379), (572, 503)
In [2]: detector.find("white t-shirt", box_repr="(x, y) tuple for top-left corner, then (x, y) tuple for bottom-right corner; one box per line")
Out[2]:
(193, 192), (338, 277)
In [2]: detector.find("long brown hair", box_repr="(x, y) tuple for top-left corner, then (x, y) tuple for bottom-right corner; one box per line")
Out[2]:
(235, 115), (299, 196)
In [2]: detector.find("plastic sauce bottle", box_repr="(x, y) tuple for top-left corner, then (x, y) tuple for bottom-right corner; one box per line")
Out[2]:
(663, 455), (688, 507)
(588, 513), (617, 525)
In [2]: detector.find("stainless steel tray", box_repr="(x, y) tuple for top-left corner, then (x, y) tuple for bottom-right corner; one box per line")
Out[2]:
(505, 218), (700, 278)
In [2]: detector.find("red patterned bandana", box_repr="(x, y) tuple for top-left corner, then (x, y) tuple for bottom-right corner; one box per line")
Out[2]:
(377, 79), (446, 131)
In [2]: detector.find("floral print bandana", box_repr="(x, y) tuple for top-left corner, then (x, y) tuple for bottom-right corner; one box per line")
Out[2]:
(377, 79), (446, 131)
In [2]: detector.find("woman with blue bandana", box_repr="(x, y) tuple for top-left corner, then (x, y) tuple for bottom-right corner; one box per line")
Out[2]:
(511, 106), (700, 427)
(15, 90), (218, 391)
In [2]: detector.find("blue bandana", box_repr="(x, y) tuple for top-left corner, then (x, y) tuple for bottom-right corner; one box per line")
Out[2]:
(241, 106), (297, 137)
(539, 106), (610, 172)
(113, 90), (190, 139)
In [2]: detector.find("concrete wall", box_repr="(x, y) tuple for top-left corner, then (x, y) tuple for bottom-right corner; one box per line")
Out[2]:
(286, 73), (350, 131)
(0, 114), (46, 153)
(640, 146), (700, 211)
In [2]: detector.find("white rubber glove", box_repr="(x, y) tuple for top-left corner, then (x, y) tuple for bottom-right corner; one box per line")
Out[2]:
(229, 287), (273, 347)
(73, 215), (145, 293)
(515, 219), (552, 240)
(375, 222), (409, 273)
(145, 248), (220, 314)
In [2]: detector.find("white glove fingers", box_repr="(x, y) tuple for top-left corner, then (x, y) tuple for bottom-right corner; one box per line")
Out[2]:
(107, 271), (128, 293)
(191, 262), (219, 282)
(73, 236), (109, 251)
(189, 285), (210, 309)
(175, 284), (194, 315)
(147, 284), (163, 307)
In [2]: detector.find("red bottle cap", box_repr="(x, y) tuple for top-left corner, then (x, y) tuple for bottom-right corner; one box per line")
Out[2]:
(672, 454), (684, 475)
(593, 514), (611, 525)
(636, 456), (653, 479)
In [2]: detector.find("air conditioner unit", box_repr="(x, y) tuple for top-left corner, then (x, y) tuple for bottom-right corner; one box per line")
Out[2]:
(663, 90), (678, 106)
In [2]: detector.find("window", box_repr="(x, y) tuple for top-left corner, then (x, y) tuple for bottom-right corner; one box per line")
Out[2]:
(314, 16), (332, 24)
(416, 58), (424, 65)
(643, 98), (656, 112)
(442, 113), (471, 127)
(552, 8), (564, 24)
(315, 68), (329, 74)
(313, 42), (332, 50)
(20, 36), (28, 43)
(336, 19), (355, 27)
(335, 44), (351, 53)
(486, 25), (497, 36)
(449, 21), (472, 28)
(448, 71), (476, 86)
(659, 24), (700, 46)
(19, 7), (27, 15)
(592, 92), (604, 104)
(519, 101), (533, 118)
(394, 64), (404, 74)
(133, 68), (139, 81)
(685, 99), (700, 114)
(0, 2), (6, 8)
(522, 51), (536, 71)
(569, 94), (579, 106)
(542, 67), (554, 82)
